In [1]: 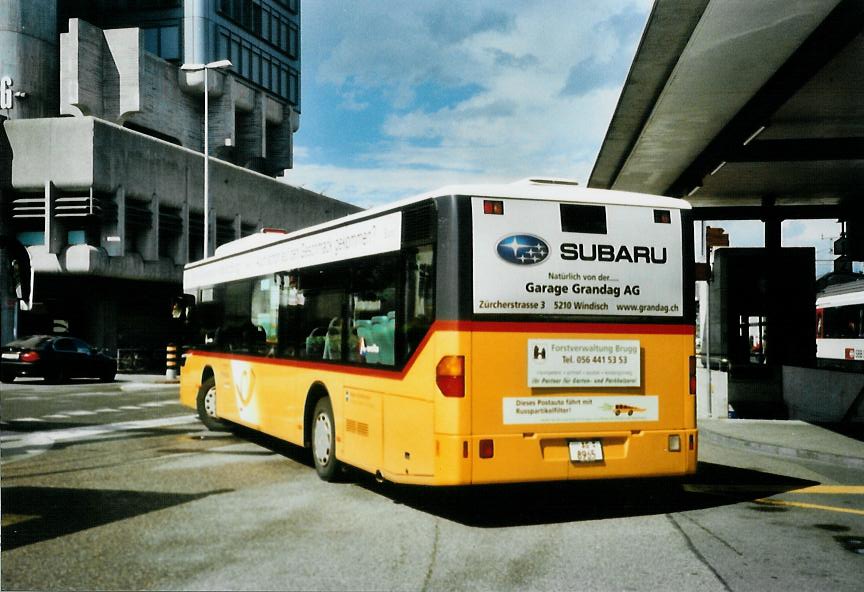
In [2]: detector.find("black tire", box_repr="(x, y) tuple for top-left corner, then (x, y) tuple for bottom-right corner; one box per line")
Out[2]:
(99, 371), (116, 383)
(311, 397), (341, 481)
(196, 376), (228, 431)
(45, 368), (65, 384)
(0, 371), (15, 384)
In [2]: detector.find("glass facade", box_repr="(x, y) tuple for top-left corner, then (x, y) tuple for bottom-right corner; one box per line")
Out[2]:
(214, 0), (300, 108)
(58, 0), (300, 109)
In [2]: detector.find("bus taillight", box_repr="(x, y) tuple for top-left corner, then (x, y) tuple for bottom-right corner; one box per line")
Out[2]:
(436, 356), (465, 398)
(483, 200), (504, 215)
(479, 439), (494, 458)
(689, 356), (697, 394)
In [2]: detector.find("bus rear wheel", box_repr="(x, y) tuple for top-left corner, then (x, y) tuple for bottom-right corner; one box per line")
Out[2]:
(311, 397), (341, 481)
(196, 376), (228, 431)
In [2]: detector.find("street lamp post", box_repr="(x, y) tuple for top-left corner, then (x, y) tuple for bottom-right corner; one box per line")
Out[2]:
(180, 59), (232, 259)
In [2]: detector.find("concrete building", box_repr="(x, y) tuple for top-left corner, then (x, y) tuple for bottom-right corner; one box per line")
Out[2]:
(1, 1), (360, 364)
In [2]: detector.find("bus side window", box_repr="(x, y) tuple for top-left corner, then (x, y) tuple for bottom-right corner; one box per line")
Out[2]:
(403, 245), (435, 360)
(349, 253), (399, 366)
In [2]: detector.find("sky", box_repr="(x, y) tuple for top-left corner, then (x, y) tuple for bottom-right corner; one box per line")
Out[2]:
(282, 1), (856, 277)
(283, 0), (652, 208)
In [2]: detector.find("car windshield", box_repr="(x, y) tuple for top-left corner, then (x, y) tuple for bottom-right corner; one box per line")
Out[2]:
(4, 335), (54, 349)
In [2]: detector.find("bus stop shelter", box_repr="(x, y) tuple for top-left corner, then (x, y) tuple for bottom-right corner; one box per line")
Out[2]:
(589, 0), (864, 420)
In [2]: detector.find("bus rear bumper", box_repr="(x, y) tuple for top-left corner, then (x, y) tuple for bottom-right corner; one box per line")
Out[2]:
(464, 429), (698, 485)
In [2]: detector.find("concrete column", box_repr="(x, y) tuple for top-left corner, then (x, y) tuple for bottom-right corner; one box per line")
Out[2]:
(236, 94), (265, 167)
(266, 111), (293, 175)
(179, 195), (190, 266)
(140, 193), (159, 261)
(764, 217), (782, 251)
(233, 214), (242, 240)
(102, 185), (126, 257)
(0, 244), (17, 344)
(205, 197), (215, 259)
(45, 180), (63, 254)
(207, 73), (235, 156)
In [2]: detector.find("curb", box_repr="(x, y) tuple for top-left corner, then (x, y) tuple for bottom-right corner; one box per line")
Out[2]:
(699, 427), (864, 470)
(115, 375), (179, 385)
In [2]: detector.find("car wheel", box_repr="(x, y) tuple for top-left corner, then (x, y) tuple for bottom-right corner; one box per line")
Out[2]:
(46, 368), (65, 384)
(0, 371), (14, 383)
(100, 370), (116, 383)
(196, 376), (228, 431)
(311, 397), (341, 481)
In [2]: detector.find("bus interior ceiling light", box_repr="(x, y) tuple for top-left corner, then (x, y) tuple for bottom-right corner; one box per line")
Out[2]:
(483, 200), (504, 215)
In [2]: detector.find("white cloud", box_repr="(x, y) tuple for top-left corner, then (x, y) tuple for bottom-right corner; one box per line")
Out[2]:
(282, 164), (507, 209)
(297, 0), (652, 206)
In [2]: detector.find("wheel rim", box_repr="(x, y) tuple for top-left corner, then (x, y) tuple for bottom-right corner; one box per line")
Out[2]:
(203, 385), (217, 417)
(313, 411), (332, 467)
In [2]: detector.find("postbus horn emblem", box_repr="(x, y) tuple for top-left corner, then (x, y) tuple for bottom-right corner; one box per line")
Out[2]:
(496, 234), (549, 265)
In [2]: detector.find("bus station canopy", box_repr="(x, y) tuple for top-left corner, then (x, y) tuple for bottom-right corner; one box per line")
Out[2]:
(588, 0), (863, 222)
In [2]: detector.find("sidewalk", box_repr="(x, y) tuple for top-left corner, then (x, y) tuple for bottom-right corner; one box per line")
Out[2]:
(699, 418), (864, 470)
(115, 373), (179, 385)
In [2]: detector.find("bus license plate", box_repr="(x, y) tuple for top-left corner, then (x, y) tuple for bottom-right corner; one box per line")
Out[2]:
(569, 440), (603, 463)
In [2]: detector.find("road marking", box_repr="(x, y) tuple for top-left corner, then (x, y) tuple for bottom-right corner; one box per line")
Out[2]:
(15, 417), (46, 422)
(754, 498), (864, 516)
(118, 405), (143, 410)
(790, 485), (864, 495)
(120, 383), (177, 392)
(94, 408), (122, 413)
(1, 514), (40, 527)
(1, 415), (198, 459)
(43, 414), (70, 419)
(685, 483), (864, 498)
(66, 410), (97, 416)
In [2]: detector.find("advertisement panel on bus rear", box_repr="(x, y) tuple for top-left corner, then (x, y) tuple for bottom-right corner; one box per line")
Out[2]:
(471, 198), (683, 317)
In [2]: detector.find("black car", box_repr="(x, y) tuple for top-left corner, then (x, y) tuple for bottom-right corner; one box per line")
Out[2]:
(1, 335), (117, 383)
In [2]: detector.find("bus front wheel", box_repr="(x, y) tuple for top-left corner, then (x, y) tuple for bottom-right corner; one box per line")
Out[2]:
(196, 376), (228, 431)
(311, 397), (341, 481)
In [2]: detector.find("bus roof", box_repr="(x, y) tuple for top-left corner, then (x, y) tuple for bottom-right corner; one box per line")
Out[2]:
(816, 278), (864, 307)
(202, 178), (690, 266)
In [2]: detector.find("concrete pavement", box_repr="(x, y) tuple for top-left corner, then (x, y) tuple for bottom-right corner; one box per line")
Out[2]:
(115, 373), (864, 470)
(699, 418), (864, 470)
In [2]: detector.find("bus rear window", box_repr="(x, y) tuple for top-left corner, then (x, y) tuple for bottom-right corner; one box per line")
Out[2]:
(560, 204), (606, 234)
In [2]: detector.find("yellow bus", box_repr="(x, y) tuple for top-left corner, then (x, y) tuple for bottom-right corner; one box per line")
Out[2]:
(179, 178), (698, 485)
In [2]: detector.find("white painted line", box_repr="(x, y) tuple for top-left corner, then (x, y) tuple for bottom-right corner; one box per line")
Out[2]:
(66, 410), (97, 416)
(1, 415), (198, 452)
(118, 405), (142, 410)
(94, 408), (122, 413)
(43, 414), (70, 419)
(16, 417), (46, 422)
(120, 383), (178, 392)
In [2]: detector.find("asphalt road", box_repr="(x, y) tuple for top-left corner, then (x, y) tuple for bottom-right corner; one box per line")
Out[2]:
(1, 378), (862, 591)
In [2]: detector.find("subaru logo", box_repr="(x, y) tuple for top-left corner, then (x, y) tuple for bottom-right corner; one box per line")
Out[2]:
(496, 234), (549, 265)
